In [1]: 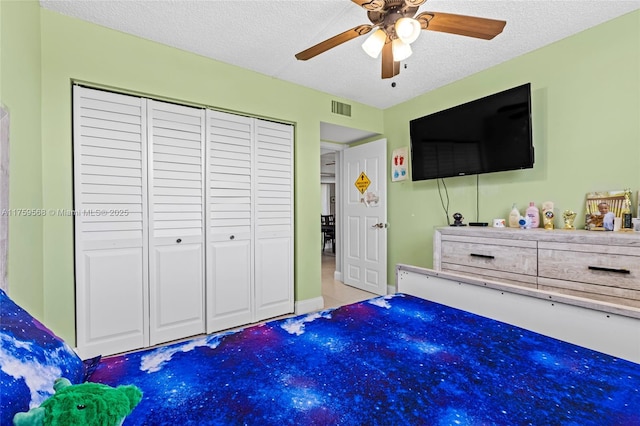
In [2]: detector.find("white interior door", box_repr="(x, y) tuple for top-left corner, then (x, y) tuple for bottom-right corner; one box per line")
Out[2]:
(73, 86), (149, 358)
(147, 100), (206, 345)
(342, 138), (387, 295)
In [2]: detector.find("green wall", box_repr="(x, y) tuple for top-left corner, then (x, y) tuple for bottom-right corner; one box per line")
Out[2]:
(384, 11), (640, 275)
(36, 8), (383, 343)
(0, 0), (44, 315)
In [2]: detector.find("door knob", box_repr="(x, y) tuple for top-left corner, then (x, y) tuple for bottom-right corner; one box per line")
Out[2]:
(371, 223), (389, 229)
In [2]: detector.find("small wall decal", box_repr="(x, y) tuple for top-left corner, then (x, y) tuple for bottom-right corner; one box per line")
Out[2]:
(391, 147), (408, 182)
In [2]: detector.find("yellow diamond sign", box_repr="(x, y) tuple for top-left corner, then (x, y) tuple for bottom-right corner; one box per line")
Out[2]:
(354, 172), (371, 194)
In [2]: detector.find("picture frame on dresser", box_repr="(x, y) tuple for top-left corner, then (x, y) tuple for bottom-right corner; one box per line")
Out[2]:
(584, 189), (626, 231)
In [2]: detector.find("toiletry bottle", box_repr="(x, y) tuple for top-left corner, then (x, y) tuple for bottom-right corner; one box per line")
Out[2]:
(508, 204), (520, 228)
(526, 202), (540, 228)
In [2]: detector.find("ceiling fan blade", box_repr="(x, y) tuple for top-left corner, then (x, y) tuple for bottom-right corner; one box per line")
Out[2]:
(351, 0), (384, 11)
(381, 38), (400, 79)
(295, 25), (373, 60)
(416, 12), (506, 40)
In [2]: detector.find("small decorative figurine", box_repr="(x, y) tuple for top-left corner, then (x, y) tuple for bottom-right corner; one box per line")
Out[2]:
(451, 212), (466, 226)
(518, 217), (527, 229)
(542, 201), (554, 230)
(562, 210), (577, 230)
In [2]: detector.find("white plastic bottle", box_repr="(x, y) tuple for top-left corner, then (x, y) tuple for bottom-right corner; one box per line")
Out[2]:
(526, 202), (540, 228)
(508, 204), (520, 228)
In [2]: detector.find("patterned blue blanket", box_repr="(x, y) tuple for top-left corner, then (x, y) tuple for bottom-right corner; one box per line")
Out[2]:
(87, 294), (640, 425)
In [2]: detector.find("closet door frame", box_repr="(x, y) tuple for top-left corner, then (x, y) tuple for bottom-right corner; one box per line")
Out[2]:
(74, 86), (294, 355)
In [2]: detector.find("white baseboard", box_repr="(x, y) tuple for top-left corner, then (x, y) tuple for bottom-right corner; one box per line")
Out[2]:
(332, 270), (393, 296)
(295, 296), (325, 315)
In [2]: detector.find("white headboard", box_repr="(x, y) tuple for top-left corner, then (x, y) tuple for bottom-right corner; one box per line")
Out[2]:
(0, 105), (9, 292)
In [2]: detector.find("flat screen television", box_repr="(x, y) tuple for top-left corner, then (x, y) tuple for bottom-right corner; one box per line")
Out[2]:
(410, 83), (534, 181)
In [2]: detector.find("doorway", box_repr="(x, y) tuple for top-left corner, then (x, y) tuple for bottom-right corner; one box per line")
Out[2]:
(319, 123), (381, 296)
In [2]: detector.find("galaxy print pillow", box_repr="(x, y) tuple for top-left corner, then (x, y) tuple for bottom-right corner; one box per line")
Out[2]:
(0, 288), (85, 425)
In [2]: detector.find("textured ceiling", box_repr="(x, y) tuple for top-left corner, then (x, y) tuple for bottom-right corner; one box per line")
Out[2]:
(41, 0), (640, 111)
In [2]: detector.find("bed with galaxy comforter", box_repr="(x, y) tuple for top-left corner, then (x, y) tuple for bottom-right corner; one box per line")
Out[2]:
(2, 287), (640, 425)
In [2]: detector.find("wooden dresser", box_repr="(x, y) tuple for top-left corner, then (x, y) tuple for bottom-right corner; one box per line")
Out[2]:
(434, 226), (640, 308)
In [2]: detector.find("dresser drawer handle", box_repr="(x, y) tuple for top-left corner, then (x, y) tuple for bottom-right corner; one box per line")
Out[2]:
(588, 266), (630, 274)
(470, 253), (495, 259)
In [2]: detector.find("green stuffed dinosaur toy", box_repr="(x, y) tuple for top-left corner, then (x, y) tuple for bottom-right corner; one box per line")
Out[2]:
(13, 378), (142, 426)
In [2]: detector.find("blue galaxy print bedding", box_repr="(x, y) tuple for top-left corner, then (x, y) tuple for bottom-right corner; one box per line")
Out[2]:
(87, 294), (640, 425)
(0, 289), (88, 425)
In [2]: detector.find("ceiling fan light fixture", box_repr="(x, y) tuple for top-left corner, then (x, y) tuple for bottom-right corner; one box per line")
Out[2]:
(392, 38), (412, 61)
(395, 17), (421, 44)
(362, 29), (386, 58)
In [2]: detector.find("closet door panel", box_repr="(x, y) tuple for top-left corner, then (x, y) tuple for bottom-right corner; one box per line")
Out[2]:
(80, 248), (144, 350)
(206, 111), (254, 332)
(254, 120), (294, 320)
(148, 100), (205, 346)
(254, 237), (293, 321)
(74, 86), (148, 358)
(151, 243), (203, 336)
(208, 240), (252, 330)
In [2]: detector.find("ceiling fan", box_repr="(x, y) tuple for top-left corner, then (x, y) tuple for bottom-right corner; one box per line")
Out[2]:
(295, 0), (506, 79)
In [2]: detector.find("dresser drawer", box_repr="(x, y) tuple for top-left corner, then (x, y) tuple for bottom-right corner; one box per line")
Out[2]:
(538, 242), (640, 290)
(440, 236), (537, 276)
(538, 242), (640, 308)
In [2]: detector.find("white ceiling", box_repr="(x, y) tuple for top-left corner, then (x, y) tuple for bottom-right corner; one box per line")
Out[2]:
(40, 0), (640, 111)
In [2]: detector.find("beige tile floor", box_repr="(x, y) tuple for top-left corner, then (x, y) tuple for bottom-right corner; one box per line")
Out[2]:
(321, 253), (376, 309)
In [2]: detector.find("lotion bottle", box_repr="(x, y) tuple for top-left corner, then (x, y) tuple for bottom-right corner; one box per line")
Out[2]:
(508, 204), (520, 228)
(526, 202), (540, 228)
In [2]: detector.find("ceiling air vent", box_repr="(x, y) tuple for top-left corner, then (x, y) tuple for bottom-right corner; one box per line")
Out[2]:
(331, 101), (351, 117)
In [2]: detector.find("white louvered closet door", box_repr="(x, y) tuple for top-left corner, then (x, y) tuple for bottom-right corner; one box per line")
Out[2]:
(74, 86), (148, 359)
(207, 110), (253, 333)
(148, 100), (205, 345)
(205, 110), (293, 332)
(254, 120), (294, 321)
(205, 110), (254, 332)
